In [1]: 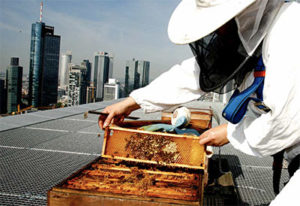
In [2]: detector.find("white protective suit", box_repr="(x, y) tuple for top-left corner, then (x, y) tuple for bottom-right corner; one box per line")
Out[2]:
(130, 2), (300, 204)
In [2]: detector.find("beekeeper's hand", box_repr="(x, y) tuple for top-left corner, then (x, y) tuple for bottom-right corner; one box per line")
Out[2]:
(98, 97), (140, 129)
(199, 123), (229, 146)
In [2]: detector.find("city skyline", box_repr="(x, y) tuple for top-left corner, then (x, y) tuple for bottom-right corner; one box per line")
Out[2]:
(0, 0), (192, 81)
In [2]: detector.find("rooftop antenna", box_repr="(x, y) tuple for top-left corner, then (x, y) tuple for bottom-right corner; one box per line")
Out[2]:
(39, 1), (43, 22)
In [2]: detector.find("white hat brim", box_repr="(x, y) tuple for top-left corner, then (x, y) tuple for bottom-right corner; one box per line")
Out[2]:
(168, 0), (255, 45)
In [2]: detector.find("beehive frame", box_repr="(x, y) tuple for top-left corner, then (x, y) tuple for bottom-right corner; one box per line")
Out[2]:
(102, 120), (208, 170)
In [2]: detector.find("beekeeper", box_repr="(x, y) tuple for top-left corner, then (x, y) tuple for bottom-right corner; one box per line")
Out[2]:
(98, 0), (300, 204)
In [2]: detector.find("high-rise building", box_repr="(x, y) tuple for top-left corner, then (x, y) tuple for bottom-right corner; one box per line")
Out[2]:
(103, 78), (120, 101)
(0, 79), (7, 114)
(59, 51), (72, 88)
(125, 59), (136, 97)
(67, 70), (80, 106)
(93, 52), (113, 101)
(108, 55), (114, 80)
(136, 60), (150, 88)
(22, 75), (29, 106)
(6, 57), (23, 113)
(67, 64), (88, 106)
(86, 86), (96, 103)
(124, 59), (150, 96)
(29, 22), (60, 107)
(81, 59), (92, 85)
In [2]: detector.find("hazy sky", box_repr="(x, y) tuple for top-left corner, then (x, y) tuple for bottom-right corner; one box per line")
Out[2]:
(0, 0), (192, 81)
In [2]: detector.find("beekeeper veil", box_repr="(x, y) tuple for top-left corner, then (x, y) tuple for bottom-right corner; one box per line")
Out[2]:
(168, 0), (284, 93)
(236, 0), (284, 56)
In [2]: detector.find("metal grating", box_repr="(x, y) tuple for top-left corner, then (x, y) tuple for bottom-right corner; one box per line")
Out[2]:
(35, 132), (103, 154)
(0, 128), (64, 148)
(65, 113), (98, 121)
(0, 99), (123, 132)
(220, 144), (274, 167)
(212, 146), (290, 205)
(0, 148), (98, 205)
(28, 118), (94, 132)
(0, 194), (46, 206)
(0, 122), (18, 131)
(77, 124), (103, 134)
(0, 101), (292, 205)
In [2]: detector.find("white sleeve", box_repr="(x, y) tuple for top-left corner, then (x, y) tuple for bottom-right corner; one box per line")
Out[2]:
(227, 3), (300, 157)
(130, 57), (204, 113)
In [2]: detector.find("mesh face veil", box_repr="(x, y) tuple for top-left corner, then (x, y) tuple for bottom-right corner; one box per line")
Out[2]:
(236, 0), (284, 55)
(188, 0), (284, 94)
(189, 19), (259, 93)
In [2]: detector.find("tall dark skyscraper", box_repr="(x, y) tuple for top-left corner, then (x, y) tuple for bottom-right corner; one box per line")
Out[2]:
(29, 22), (60, 107)
(81, 59), (92, 84)
(6, 57), (23, 113)
(125, 59), (150, 97)
(93, 52), (113, 101)
(0, 79), (7, 114)
(136, 60), (150, 88)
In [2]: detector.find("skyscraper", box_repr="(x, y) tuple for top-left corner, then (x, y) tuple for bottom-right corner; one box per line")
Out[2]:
(59, 51), (72, 88)
(136, 60), (150, 88)
(29, 22), (60, 107)
(108, 55), (114, 80)
(93, 52), (113, 101)
(6, 57), (23, 113)
(67, 68), (80, 106)
(0, 79), (7, 114)
(81, 59), (92, 85)
(67, 64), (88, 106)
(125, 59), (136, 97)
(86, 86), (96, 103)
(125, 59), (150, 96)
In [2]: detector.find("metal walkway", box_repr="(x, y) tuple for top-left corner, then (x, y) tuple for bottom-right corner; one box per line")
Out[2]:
(0, 100), (289, 205)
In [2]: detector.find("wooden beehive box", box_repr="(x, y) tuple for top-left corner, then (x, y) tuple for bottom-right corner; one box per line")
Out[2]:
(48, 109), (212, 206)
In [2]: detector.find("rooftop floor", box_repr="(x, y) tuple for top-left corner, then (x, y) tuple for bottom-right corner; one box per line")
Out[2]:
(0, 100), (289, 205)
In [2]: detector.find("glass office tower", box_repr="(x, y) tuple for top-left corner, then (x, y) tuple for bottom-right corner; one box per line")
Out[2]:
(6, 57), (23, 113)
(81, 59), (92, 84)
(136, 60), (150, 88)
(93, 52), (113, 101)
(29, 22), (60, 107)
(124, 59), (150, 97)
(59, 51), (72, 88)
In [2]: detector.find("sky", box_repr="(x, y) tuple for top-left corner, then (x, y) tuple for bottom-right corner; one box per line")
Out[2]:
(0, 0), (192, 81)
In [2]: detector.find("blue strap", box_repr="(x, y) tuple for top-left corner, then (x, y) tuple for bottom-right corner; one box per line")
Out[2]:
(222, 57), (268, 124)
